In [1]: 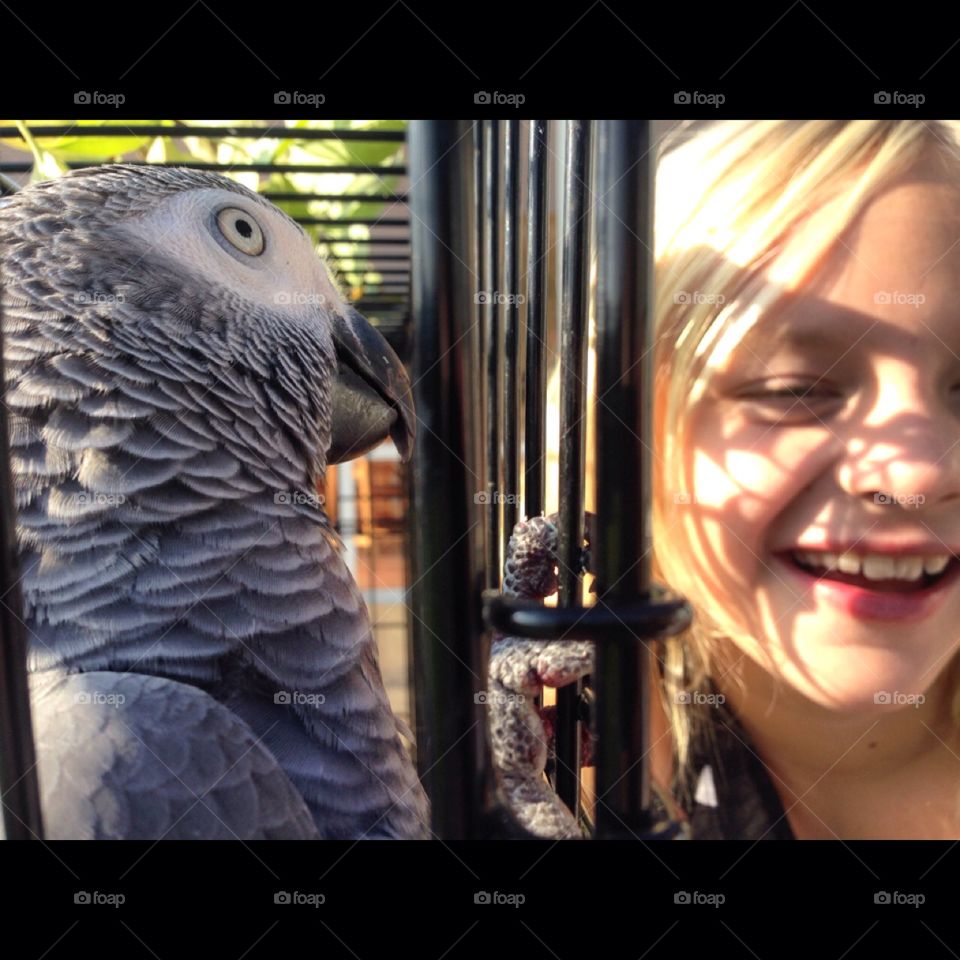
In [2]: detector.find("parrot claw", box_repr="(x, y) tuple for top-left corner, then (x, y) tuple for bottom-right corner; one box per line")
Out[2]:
(486, 511), (598, 839)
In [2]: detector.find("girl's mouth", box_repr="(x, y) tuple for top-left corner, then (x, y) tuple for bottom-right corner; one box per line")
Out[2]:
(781, 551), (960, 593)
(773, 551), (960, 622)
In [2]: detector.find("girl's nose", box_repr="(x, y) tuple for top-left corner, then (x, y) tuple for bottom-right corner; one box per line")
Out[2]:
(837, 371), (960, 510)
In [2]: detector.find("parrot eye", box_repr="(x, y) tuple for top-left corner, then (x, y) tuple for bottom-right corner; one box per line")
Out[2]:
(215, 207), (265, 256)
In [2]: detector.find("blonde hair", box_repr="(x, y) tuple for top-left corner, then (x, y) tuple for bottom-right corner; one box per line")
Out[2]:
(650, 120), (960, 782)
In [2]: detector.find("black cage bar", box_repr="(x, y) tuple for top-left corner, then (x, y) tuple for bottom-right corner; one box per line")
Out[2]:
(410, 119), (693, 840)
(554, 119), (591, 818)
(481, 120), (502, 591)
(0, 312), (42, 841)
(407, 120), (511, 838)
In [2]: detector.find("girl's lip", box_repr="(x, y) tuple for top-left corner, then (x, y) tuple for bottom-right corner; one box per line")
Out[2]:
(773, 551), (960, 623)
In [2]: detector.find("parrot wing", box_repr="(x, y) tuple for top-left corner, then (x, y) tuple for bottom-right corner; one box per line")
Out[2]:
(28, 669), (321, 840)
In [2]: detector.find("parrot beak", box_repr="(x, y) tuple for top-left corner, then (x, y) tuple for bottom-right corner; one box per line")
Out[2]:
(326, 305), (416, 464)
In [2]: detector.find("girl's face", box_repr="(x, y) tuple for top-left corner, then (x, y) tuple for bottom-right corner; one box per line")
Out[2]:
(686, 149), (960, 712)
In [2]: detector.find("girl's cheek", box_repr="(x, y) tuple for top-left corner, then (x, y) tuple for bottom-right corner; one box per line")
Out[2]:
(690, 415), (798, 519)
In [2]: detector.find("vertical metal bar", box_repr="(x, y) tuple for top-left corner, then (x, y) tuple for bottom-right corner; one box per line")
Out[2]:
(482, 120), (502, 590)
(0, 242), (44, 841)
(502, 120), (520, 536)
(555, 120), (591, 815)
(472, 122), (486, 500)
(408, 120), (492, 839)
(593, 120), (656, 836)
(524, 120), (548, 520)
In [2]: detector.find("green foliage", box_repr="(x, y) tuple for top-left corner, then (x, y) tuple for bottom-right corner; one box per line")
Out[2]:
(0, 119), (407, 296)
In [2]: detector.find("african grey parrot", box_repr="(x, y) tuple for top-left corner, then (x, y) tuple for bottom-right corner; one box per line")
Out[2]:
(0, 163), (429, 839)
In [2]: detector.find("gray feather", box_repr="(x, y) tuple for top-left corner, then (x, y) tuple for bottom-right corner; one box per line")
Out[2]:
(0, 164), (429, 840)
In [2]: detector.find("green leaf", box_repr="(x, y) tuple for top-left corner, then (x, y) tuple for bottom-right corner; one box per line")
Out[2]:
(13, 121), (66, 181)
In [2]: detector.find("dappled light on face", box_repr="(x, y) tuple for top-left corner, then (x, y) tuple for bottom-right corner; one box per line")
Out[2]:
(692, 300), (764, 373)
(675, 491), (759, 636)
(723, 448), (793, 494)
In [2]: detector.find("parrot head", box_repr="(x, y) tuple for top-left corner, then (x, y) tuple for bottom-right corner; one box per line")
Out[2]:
(1, 163), (414, 480)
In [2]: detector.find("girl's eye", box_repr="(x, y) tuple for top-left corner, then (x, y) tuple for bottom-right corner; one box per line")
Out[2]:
(737, 382), (840, 420)
(741, 382), (832, 402)
(757, 386), (825, 400)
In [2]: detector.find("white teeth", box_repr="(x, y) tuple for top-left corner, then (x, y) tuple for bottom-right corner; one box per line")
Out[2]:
(838, 552), (863, 575)
(923, 555), (951, 576)
(791, 550), (953, 581)
(894, 556), (926, 579)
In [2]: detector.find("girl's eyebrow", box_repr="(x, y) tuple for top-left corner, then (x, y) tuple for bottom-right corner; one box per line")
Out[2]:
(762, 317), (857, 353)
(758, 297), (855, 352)
(773, 328), (854, 352)
(765, 299), (888, 353)
(767, 316), (958, 361)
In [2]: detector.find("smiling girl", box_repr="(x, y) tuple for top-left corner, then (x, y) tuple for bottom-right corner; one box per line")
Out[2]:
(491, 119), (960, 840)
(648, 119), (960, 839)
